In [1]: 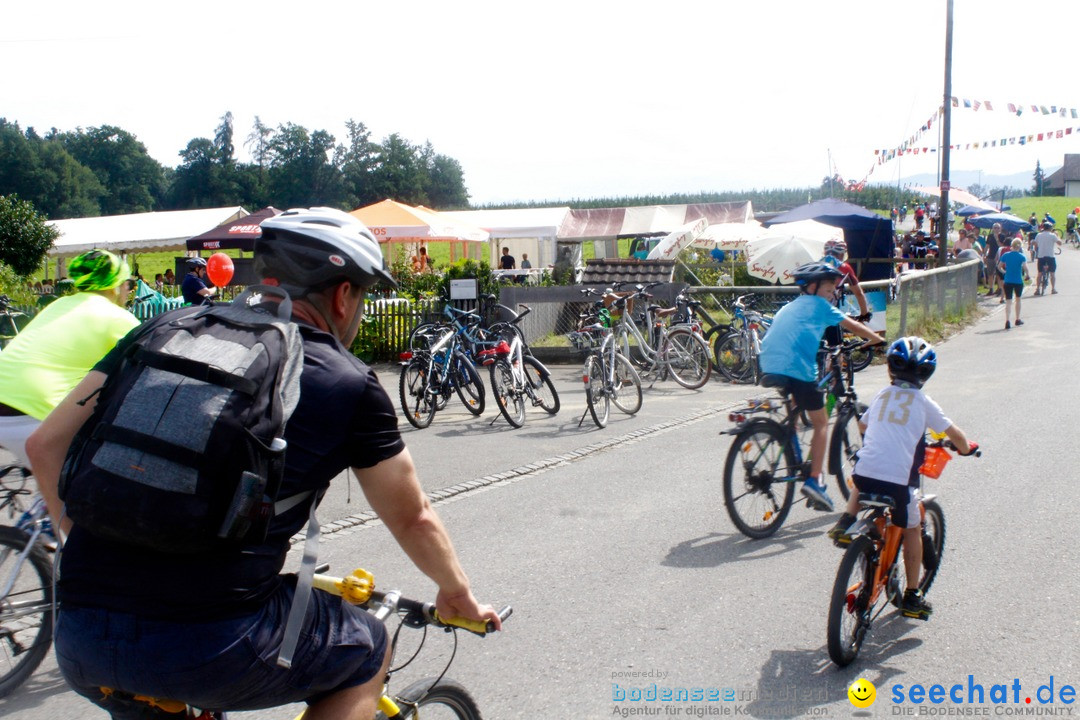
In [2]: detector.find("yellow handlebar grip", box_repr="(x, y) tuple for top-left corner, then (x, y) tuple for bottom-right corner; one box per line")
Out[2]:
(433, 611), (492, 635)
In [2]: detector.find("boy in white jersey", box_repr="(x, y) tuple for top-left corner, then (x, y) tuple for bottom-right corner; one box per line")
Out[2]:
(827, 336), (977, 620)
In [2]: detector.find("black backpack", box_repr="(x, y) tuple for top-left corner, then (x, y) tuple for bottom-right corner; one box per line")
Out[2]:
(59, 286), (304, 554)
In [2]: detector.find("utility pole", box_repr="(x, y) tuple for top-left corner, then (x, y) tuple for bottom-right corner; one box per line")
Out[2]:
(938, 0), (954, 268)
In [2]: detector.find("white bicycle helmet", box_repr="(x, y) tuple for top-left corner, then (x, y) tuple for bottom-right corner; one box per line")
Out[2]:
(256, 207), (396, 296)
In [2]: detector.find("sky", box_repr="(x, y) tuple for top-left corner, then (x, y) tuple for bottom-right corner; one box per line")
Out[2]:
(3, 0), (1078, 206)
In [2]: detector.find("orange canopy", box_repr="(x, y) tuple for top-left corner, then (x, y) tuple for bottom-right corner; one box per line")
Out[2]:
(350, 199), (489, 243)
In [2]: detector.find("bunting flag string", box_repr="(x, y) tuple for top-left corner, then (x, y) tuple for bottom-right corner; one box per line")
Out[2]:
(950, 97), (1080, 119)
(844, 123), (1080, 192)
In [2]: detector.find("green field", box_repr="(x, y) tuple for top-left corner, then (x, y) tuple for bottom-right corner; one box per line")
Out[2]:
(1002, 196), (1080, 229)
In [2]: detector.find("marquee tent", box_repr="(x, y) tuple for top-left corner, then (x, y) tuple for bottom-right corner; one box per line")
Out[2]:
(557, 201), (754, 240)
(763, 199), (893, 281)
(186, 206), (282, 252)
(48, 207), (248, 257)
(441, 207), (570, 266)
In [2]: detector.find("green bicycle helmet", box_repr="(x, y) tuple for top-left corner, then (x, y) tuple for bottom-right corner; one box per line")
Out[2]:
(69, 249), (131, 292)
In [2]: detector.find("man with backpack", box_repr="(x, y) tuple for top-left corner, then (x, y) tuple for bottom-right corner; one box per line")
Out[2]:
(27, 208), (501, 720)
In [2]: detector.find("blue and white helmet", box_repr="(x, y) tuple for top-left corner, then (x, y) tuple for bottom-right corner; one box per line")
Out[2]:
(887, 336), (937, 387)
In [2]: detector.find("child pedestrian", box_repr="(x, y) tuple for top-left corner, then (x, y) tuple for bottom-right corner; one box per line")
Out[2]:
(997, 238), (1028, 329)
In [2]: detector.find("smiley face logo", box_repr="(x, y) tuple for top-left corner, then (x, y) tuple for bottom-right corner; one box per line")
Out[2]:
(848, 678), (876, 708)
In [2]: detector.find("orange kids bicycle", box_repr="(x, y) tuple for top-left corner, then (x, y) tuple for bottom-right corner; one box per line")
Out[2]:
(826, 435), (979, 666)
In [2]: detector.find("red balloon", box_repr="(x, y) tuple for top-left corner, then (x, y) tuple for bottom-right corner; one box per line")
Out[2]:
(206, 253), (234, 287)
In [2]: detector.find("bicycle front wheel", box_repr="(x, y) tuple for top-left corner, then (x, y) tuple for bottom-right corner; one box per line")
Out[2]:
(663, 328), (712, 389)
(452, 355), (485, 416)
(583, 355), (610, 428)
(490, 358), (526, 428)
(399, 359), (437, 430)
(827, 535), (876, 667)
(918, 499), (946, 595)
(714, 332), (756, 384)
(828, 404), (866, 500)
(522, 356), (560, 415)
(722, 423), (796, 538)
(379, 678), (482, 720)
(610, 353), (642, 415)
(0, 526), (54, 698)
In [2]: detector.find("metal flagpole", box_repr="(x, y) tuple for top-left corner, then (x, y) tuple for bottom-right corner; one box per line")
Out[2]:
(938, 0), (954, 267)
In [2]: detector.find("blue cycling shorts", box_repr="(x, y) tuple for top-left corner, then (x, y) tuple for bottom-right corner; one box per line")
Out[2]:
(55, 579), (387, 717)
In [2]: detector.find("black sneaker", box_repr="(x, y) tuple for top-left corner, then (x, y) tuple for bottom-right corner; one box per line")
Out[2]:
(1005, 320), (1011, 330)
(1015, 319), (1024, 326)
(901, 589), (933, 620)
(827, 513), (856, 547)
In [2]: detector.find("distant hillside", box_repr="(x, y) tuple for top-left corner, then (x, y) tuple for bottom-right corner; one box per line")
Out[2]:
(876, 167), (1060, 192)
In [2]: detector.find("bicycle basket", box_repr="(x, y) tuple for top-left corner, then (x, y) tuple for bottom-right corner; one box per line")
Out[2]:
(919, 446), (952, 479)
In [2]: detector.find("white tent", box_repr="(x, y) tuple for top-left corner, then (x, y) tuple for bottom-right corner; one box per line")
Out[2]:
(48, 207), (248, 257)
(441, 207), (570, 267)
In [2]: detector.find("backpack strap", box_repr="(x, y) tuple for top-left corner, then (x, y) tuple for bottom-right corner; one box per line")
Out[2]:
(276, 492), (321, 669)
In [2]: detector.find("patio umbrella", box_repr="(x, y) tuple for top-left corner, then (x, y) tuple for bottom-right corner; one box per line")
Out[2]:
(966, 212), (1034, 235)
(186, 206), (282, 252)
(645, 217), (709, 260)
(698, 220), (764, 251)
(745, 221), (840, 284)
(956, 205), (996, 217)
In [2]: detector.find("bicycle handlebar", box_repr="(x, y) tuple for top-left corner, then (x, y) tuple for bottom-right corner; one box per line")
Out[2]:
(313, 569), (511, 636)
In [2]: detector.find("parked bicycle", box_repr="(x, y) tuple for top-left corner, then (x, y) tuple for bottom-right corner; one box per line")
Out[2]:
(484, 304), (560, 428)
(605, 283), (711, 390)
(713, 294), (773, 385)
(0, 296), (30, 350)
(577, 292), (642, 428)
(826, 435), (979, 667)
(721, 339), (876, 538)
(398, 323), (486, 429)
(0, 463), (55, 698)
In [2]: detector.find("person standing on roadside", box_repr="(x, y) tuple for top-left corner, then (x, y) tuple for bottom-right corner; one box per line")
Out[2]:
(998, 238), (1029, 329)
(1034, 221), (1062, 295)
(983, 224), (1006, 296)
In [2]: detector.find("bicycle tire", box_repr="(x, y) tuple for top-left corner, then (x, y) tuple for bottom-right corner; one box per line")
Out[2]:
(714, 332), (756, 384)
(827, 535), (875, 667)
(399, 359), (437, 429)
(918, 499), (946, 596)
(722, 422), (796, 538)
(522, 356), (560, 415)
(0, 526), (54, 698)
(489, 358), (525, 428)
(378, 677), (482, 720)
(583, 355), (609, 428)
(663, 328), (712, 389)
(828, 405), (864, 501)
(452, 355), (485, 416)
(610, 353), (642, 415)
(847, 344), (873, 373)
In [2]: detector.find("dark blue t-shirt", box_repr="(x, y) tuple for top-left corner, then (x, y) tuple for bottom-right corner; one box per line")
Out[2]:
(59, 316), (406, 620)
(181, 272), (210, 305)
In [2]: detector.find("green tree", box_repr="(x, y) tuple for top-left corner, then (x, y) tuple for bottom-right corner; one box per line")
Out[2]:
(0, 120), (104, 219)
(423, 151), (469, 209)
(0, 194), (58, 276)
(369, 133), (426, 205)
(1032, 160), (1046, 196)
(266, 123), (345, 208)
(340, 119), (379, 208)
(60, 125), (167, 214)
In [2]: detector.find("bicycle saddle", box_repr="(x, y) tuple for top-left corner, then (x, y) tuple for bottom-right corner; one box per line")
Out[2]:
(759, 374), (793, 395)
(859, 494), (896, 509)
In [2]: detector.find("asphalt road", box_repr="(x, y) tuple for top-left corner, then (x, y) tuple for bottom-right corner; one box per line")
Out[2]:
(3, 252), (1078, 719)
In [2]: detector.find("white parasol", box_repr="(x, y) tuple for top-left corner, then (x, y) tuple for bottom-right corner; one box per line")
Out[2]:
(744, 220), (842, 284)
(645, 217), (709, 260)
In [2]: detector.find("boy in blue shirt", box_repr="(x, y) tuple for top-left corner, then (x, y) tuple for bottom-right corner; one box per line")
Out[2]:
(759, 262), (885, 511)
(997, 238), (1028, 329)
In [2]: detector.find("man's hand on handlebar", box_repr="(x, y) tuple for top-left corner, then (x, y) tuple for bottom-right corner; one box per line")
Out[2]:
(436, 586), (504, 633)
